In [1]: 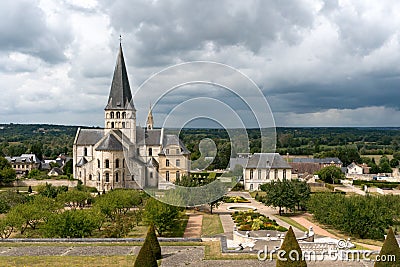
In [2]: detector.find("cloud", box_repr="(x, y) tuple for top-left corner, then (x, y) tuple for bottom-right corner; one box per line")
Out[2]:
(1, 0), (400, 127)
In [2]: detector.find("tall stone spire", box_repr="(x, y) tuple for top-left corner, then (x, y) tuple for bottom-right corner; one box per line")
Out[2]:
(146, 104), (154, 130)
(105, 43), (134, 110)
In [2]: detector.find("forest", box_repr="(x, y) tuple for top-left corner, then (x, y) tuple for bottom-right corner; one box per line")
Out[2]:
(1, 124), (400, 166)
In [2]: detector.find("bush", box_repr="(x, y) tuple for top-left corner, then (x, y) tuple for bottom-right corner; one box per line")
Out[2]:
(277, 226), (288, 232)
(146, 224), (161, 260)
(375, 227), (400, 267)
(276, 226), (307, 267)
(134, 239), (158, 267)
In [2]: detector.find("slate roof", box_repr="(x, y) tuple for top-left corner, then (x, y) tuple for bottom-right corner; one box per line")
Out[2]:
(136, 128), (162, 146)
(105, 44), (134, 110)
(76, 157), (88, 167)
(246, 153), (292, 169)
(6, 155), (40, 164)
(160, 134), (190, 154)
(75, 129), (104, 145)
(292, 157), (342, 164)
(96, 133), (123, 151)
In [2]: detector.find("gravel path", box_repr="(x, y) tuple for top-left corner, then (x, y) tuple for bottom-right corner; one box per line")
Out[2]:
(183, 214), (203, 238)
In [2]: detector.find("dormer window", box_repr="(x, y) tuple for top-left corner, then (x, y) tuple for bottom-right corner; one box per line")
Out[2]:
(116, 101), (121, 107)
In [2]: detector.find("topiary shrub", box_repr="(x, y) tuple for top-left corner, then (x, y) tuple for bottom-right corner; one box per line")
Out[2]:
(146, 223), (161, 260)
(276, 226), (307, 267)
(134, 239), (158, 267)
(374, 227), (400, 267)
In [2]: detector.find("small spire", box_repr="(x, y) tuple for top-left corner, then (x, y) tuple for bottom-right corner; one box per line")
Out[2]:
(146, 103), (154, 130)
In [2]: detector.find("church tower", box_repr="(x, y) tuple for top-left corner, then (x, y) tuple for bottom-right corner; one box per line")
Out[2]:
(104, 43), (136, 143)
(146, 104), (154, 130)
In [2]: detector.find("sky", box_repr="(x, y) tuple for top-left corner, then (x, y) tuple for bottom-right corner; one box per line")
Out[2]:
(1, 0), (400, 127)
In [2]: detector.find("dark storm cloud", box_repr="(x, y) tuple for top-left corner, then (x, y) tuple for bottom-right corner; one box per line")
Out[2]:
(0, 1), (73, 64)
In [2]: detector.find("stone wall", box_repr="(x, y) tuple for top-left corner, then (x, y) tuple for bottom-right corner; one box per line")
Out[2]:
(13, 179), (78, 188)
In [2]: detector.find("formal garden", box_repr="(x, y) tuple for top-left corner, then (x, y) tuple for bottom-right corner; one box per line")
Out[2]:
(0, 182), (188, 239)
(232, 210), (287, 232)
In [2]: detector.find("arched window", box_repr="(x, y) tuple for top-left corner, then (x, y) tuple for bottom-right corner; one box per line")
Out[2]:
(176, 171), (180, 180)
(122, 122), (125, 128)
(97, 159), (100, 168)
(105, 173), (109, 182)
(110, 112), (114, 119)
(84, 147), (88, 156)
(89, 174), (92, 180)
(111, 122), (114, 128)
(115, 159), (120, 168)
(105, 159), (110, 168)
(122, 112), (126, 118)
(116, 112), (120, 119)
(250, 169), (253, 179)
(148, 148), (152, 156)
(166, 171), (170, 182)
(115, 172), (119, 182)
(98, 173), (100, 181)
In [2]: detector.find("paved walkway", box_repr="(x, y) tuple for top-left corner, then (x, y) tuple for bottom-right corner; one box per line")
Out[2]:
(214, 191), (304, 237)
(183, 214), (203, 238)
(291, 215), (381, 251)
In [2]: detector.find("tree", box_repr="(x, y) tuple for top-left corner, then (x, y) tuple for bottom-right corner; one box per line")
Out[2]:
(143, 198), (181, 236)
(0, 156), (16, 184)
(63, 159), (73, 175)
(57, 190), (93, 210)
(260, 180), (297, 215)
(29, 142), (43, 161)
(315, 165), (344, 184)
(390, 158), (399, 168)
(380, 162), (393, 173)
(374, 227), (400, 267)
(43, 209), (102, 238)
(276, 226), (307, 267)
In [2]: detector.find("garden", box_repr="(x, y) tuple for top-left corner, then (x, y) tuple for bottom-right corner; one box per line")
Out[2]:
(222, 195), (250, 203)
(231, 210), (287, 232)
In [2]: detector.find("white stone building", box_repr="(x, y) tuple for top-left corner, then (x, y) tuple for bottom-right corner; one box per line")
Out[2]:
(73, 44), (190, 191)
(242, 153), (292, 191)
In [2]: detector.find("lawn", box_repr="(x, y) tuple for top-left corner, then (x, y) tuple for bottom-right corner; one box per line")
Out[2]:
(0, 256), (139, 267)
(201, 213), (224, 237)
(275, 215), (308, 232)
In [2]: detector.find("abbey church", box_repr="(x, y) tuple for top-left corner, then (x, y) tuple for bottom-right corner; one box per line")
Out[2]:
(73, 44), (190, 191)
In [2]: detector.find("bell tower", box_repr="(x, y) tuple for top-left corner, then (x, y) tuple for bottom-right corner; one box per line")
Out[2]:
(146, 104), (154, 130)
(104, 42), (136, 143)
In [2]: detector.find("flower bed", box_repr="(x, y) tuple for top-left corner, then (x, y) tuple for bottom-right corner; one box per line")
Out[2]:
(232, 210), (287, 232)
(223, 196), (250, 203)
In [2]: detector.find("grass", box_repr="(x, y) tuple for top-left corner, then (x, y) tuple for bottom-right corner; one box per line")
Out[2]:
(0, 256), (138, 267)
(275, 215), (308, 232)
(249, 191), (266, 198)
(310, 186), (332, 193)
(203, 241), (259, 260)
(201, 213), (224, 237)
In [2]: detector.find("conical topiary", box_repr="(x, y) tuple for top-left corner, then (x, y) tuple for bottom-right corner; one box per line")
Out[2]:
(276, 226), (307, 267)
(147, 223), (162, 260)
(134, 239), (158, 267)
(374, 227), (400, 267)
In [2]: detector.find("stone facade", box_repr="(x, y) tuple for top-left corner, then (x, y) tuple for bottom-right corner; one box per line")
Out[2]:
(73, 44), (190, 191)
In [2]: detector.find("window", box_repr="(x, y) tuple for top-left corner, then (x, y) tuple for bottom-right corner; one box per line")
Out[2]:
(176, 159), (180, 167)
(123, 159), (125, 167)
(266, 170), (270, 180)
(89, 174), (92, 181)
(132, 175), (134, 181)
(116, 112), (120, 119)
(258, 169), (261, 179)
(258, 184), (261, 190)
(115, 159), (119, 168)
(84, 147), (88, 156)
(166, 149), (169, 155)
(250, 184), (253, 190)
(105, 159), (110, 168)
(98, 173), (100, 181)
(250, 169), (253, 179)
(274, 169), (278, 179)
(176, 149), (179, 154)
(115, 172), (119, 182)
(166, 171), (170, 181)
(176, 171), (180, 180)
(105, 173), (109, 182)
(97, 159), (100, 168)
(110, 112), (114, 119)
(122, 112), (126, 119)
(166, 159), (170, 167)
(150, 172), (153, 178)
(111, 122), (114, 128)
(122, 122), (125, 128)
(148, 148), (152, 156)
(283, 169), (286, 180)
